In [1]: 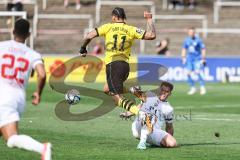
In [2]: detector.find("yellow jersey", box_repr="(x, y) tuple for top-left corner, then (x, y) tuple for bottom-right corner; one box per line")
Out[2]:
(96, 22), (145, 64)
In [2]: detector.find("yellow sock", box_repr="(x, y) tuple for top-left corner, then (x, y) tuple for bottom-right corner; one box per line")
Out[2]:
(129, 105), (139, 115)
(118, 98), (140, 115)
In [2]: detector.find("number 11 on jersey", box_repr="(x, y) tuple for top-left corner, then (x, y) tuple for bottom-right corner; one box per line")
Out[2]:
(112, 34), (126, 51)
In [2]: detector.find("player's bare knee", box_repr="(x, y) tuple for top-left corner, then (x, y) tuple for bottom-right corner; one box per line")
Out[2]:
(162, 134), (177, 148)
(132, 129), (140, 139)
(166, 138), (177, 148)
(132, 131), (140, 139)
(132, 124), (140, 138)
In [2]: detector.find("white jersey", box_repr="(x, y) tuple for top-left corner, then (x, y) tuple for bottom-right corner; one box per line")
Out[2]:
(0, 40), (43, 127)
(0, 40), (43, 90)
(136, 91), (174, 129)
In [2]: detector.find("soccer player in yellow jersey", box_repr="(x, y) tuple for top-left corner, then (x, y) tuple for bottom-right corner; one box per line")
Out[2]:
(79, 7), (156, 111)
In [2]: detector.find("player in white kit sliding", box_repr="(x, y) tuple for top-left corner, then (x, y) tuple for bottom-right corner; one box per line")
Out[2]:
(120, 82), (177, 149)
(0, 19), (51, 160)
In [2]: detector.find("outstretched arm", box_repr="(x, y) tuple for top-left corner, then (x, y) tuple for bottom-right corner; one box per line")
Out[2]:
(166, 123), (174, 136)
(181, 48), (187, 64)
(82, 30), (98, 48)
(32, 63), (46, 105)
(79, 29), (98, 56)
(143, 11), (156, 40)
(201, 48), (206, 59)
(201, 48), (206, 65)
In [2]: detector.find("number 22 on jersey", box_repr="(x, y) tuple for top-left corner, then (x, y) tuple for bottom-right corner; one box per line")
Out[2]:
(1, 54), (29, 84)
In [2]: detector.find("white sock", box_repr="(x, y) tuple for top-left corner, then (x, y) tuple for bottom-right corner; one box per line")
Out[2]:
(140, 126), (149, 144)
(7, 135), (44, 154)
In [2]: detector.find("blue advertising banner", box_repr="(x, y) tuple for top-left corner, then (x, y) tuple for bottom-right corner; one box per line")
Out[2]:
(138, 56), (240, 82)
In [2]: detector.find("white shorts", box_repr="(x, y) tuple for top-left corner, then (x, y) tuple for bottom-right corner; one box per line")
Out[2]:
(132, 120), (168, 146)
(147, 128), (168, 146)
(0, 85), (25, 128)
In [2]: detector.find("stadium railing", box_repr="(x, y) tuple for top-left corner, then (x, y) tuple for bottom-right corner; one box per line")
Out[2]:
(95, 0), (156, 24)
(42, 0), (47, 10)
(154, 15), (208, 38)
(33, 14), (93, 48)
(162, 0), (168, 10)
(0, 1), (38, 22)
(0, 11), (34, 49)
(0, 0), (38, 12)
(34, 14), (93, 37)
(196, 28), (240, 34)
(214, 1), (240, 24)
(0, 0), (38, 43)
(138, 14), (208, 54)
(0, 11), (27, 19)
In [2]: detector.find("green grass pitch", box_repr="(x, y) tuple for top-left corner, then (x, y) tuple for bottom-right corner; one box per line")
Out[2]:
(0, 82), (240, 160)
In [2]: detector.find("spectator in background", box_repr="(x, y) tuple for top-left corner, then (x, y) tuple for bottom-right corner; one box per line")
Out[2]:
(92, 40), (104, 55)
(7, 0), (23, 12)
(156, 38), (170, 56)
(169, 0), (196, 10)
(186, 0), (195, 9)
(168, 0), (183, 10)
(6, 0), (24, 26)
(181, 27), (207, 95)
(64, 0), (81, 10)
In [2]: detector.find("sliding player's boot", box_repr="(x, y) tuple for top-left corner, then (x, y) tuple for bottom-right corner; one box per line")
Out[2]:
(129, 86), (144, 100)
(200, 86), (206, 95)
(119, 111), (134, 120)
(145, 142), (152, 147)
(137, 142), (147, 150)
(129, 86), (142, 94)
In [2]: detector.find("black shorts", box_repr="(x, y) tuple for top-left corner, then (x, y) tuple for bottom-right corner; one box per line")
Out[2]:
(106, 61), (130, 95)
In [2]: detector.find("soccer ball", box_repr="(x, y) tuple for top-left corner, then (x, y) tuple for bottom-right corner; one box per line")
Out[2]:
(65, 89), (81, 105)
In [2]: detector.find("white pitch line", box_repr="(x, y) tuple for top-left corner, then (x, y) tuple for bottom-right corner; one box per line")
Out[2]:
(194, 118), (240, 122)
(176, 104), (240, 109)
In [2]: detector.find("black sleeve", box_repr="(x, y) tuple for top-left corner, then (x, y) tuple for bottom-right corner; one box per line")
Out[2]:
(142, 31), (146, 39)
(95, 28), (99, 37)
